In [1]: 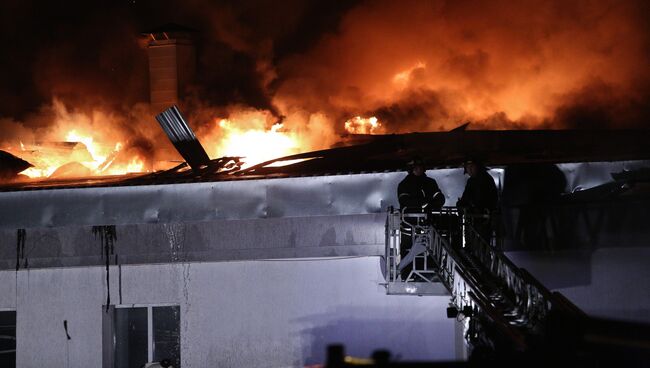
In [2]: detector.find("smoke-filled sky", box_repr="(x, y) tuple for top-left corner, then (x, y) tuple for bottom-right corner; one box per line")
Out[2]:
(1, 0), (649, 158)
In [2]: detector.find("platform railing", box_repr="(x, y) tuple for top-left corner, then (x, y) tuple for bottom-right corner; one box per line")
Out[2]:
(385, 207), (460, 284)
(384, 209), (401, 284)
(463, 213), (551, 328)
(385, 206), (586, 351)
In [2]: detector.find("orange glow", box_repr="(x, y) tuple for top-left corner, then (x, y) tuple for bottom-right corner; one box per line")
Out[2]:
(14, 129), (146, 179)
(195, 108), (338, 170)
(64, 130), (108, 168)
(2, 101), (339, 181)
(105, 157), (145, 175)
(392, 61), (426, 87)
(1, 1), (647, 184)
(194, 108), (306, 169)
(212, 118), (300, 168)
(344, 116), (384, 134)
(2, 100), (151, 180)
(21, 167), (49, 179)
(270, 1), (650, 131)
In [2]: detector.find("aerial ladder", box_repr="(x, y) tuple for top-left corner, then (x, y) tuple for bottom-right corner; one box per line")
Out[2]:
(384, 206), (588, 357)
(323, 207), (649, 366)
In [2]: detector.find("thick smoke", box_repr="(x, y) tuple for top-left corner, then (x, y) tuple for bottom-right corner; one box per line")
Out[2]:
(0, 0), (649, 174)
(272, 0), (650, 131)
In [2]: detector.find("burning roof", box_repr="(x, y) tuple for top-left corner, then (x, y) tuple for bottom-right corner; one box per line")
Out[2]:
(2, 125), (650, 192)
(1, 1), (650, 189)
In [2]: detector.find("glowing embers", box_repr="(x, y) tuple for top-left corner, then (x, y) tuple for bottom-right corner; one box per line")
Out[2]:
(213, 118), (301, 169)
(344, 116), (384, 135)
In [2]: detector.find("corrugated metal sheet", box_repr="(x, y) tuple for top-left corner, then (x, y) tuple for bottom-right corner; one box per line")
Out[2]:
(0, 160), (646, 230)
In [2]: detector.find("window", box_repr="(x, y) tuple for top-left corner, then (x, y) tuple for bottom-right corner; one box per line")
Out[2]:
(0, 310), (16, 368)
(104, 305), (180, 368)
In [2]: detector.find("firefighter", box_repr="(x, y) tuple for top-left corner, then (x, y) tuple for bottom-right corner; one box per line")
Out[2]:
(457, 158), (497, 211)
(457, 158), (498, 244)
(397, 158), (445, 210)
(397, 158), (445, 281)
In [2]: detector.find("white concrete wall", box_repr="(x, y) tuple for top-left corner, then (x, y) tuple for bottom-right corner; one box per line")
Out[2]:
(0, 271), (15, 309)
(0, 214), (388, 269)
(507, 247), (650, 323)
(555, 247), (650, 323)
(1, 257), (457, 367)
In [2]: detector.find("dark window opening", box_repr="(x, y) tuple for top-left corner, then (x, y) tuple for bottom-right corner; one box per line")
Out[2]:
(0, 310), (16, 368)
(104, 305), (180, 368)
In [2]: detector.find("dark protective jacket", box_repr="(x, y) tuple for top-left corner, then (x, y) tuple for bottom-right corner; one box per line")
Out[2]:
(397, 173), (445, 210)
(457, 170), (498, 210)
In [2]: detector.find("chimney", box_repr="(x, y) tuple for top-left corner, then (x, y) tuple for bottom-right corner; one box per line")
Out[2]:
(143, 23), (197, 113)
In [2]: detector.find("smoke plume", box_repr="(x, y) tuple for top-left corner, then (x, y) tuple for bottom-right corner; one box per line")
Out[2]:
(1, 0), (649, 178)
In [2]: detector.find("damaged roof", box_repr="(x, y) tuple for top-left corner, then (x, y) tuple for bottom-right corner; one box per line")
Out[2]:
(2, 128), (650, 192)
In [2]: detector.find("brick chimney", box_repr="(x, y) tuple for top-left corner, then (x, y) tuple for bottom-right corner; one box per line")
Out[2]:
(143, 23), (197, 113)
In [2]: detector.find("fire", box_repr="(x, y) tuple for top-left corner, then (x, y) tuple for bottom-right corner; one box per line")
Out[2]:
(64, 130), (108, 169)
(21, 167), (49, 179)
(104, 157), (145, 175)
(14, 130), (140, 179)
(194, 108), (312, 169)
(3, 101), (337, 181)
(0, 100), (157, 181)
(0, 1), (647, 185)
(5, 101), (377, 181)
(344, 116), (384, 134)
(214, 119), (300, 168)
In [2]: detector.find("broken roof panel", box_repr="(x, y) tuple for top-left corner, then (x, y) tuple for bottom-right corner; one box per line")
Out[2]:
(0, 150), (32, 179)
(155, 105), (211, 172)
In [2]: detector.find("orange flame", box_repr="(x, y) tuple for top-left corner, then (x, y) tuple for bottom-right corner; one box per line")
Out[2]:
(212, 118), (300, 168)
(3, 102), (340, 180)
(3, 100), (151, 180)
(16, 130), (144, 179)
(344, 116), (384, 134)
(64, 130), (108, 168)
